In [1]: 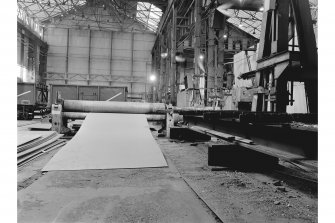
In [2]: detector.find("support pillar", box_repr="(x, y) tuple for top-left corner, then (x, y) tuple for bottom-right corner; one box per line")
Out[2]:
(87, 29), (92, 85)
(22, 34), (29, 82)
(130, 33), (134, 96)
(207, 26), (216, 104)
(160, 34), (166, 103)
(35, 44), (40, 83)
(109, 31), (113, 86)
(170, 3), (177, 105)
(65, 28), (69, 84)
(194, 0), (202, 105)
(166, 29), (170, 103)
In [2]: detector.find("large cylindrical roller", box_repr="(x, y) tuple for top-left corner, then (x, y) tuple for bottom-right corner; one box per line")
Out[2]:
(63, 100), (166, 114)
(63, 112), (166, 121)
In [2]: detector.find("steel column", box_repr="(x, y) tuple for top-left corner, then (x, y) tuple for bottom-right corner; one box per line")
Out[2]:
(160, 34), (166, 102)
(130, 33), (134, 96)
(65, 28), (69, 84)
(88, 29), (92, 85)
(207, 26), (216, 104)
(109, 31), (113, 86)
(170, 3), (177, 105)
(194, 0), (202, 104)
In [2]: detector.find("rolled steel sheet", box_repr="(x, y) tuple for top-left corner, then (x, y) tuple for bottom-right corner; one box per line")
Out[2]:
(63, 100), (166, 114)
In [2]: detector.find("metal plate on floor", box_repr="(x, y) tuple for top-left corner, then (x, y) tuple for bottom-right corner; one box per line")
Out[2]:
(28, 123), (52, 130)
(42, 113), (167, 171)
(17, 132), (42, 146)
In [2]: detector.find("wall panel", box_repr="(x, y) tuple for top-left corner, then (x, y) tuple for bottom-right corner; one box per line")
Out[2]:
(90, 31), (111, 75)
(47, 57), (66, 73)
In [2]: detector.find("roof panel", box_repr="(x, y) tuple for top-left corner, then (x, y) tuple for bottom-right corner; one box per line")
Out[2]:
(18, 0), (162, 32)
(221, 0), (317, 38)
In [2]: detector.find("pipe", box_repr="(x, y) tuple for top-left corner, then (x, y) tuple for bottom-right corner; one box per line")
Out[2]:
(106, 92), (122, 101)
(63, 112), (166, 121)
(63, 100), (166, 114)
(173, 107), (221, 112)
(17, 91), (31, 97)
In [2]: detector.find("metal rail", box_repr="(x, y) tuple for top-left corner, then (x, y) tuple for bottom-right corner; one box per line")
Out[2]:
(183, 115), (317, 159)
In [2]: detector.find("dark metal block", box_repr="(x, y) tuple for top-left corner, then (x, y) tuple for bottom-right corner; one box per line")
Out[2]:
(170, 127), (211, 142)
(208, 143), (278, 169)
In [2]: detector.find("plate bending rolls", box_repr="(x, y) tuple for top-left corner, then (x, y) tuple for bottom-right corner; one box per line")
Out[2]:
(63, 100), (166, 114)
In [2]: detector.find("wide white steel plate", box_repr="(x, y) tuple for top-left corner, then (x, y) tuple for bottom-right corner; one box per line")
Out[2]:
(43, 113), (167, 171)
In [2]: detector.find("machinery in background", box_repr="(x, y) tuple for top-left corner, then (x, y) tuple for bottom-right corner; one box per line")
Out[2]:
(17, 82), (49, 120)
(157, 0), (317, 114)
(238, 0), (317, 113)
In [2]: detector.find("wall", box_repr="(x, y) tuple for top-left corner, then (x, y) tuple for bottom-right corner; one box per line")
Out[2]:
(44, 5), (156, 101)
(45, 27), (155, 100)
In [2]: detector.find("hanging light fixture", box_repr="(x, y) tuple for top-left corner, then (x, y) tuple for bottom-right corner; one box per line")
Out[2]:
(238, 19), (243, 28)
(149, 74), (157, 82)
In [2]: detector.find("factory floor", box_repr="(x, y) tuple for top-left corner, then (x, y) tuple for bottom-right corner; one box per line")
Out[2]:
(17, 121), (317, 223)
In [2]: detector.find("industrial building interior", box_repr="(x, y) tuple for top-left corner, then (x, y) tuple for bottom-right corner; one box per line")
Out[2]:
(16, 0), (320, 222)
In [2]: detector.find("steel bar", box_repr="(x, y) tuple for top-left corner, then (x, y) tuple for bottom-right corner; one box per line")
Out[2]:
(18, 142), (66, 168)
(17, 134), (63, 158)
(63, 100), (166, 114)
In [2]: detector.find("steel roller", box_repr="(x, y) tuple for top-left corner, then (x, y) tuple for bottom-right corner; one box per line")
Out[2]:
(63, 100), (166, 114)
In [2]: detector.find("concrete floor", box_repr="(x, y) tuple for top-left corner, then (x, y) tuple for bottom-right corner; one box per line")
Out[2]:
(159, 138), (317, 223)
(18, 122), (317, 223)
(18, 161), (217, 223)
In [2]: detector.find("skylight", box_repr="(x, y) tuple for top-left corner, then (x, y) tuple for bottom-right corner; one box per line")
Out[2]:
(136, 2), (162, 32)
